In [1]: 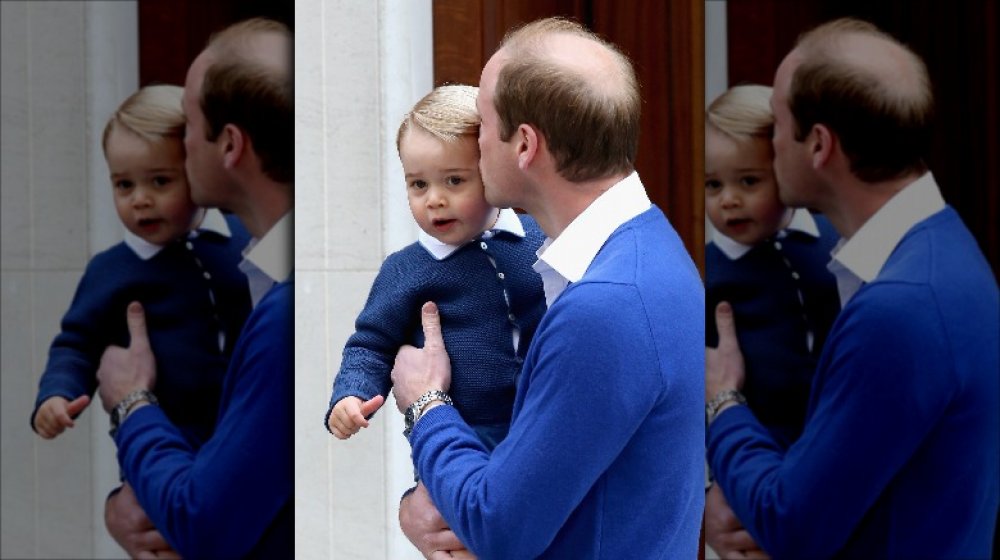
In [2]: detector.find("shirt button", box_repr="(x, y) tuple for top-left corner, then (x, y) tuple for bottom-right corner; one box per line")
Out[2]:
(508, 313), (516, 322)
(497, 272), (505, 280)
(791, 271), (800, 280)
(203, 271), (211, 279)
(480, 242), (488, 250)
(185, 241), (194, 250)
(773, 241), (783, 250)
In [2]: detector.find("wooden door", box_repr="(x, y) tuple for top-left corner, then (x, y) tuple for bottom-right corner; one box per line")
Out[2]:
(433, 0), (706, 275)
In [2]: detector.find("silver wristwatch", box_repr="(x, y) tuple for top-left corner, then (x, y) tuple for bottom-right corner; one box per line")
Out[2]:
(706, 389), (746, 426)
(109, 389), (158, 437)
(403, 390), (453, 437)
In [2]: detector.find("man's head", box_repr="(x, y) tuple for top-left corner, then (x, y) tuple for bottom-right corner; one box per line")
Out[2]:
(771, 17), (933, 206)
(182, 18), (292, 208)
(477, 18), (640, 207)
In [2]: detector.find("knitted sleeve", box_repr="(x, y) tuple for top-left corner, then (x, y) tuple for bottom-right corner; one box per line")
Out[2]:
(326, 249), (424, 428)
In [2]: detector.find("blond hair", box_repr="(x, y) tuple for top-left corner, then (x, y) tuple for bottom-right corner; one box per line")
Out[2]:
(397, 85), (480, 151)
(102, 85), (185, 153)
(707, 85), (774, 141)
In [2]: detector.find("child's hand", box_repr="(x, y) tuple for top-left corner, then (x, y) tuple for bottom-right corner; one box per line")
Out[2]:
(328, 395), (385, 440)
(33, 395), (91, 439)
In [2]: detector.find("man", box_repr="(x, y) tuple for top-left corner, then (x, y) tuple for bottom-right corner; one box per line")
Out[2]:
(390, 18), (704, 559)
(706, 18), (999, 559)
(96, 18), (293, 558)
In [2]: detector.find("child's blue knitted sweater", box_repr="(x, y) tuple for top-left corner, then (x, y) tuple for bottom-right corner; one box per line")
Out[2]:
(33, 214), (252, 446)
(327, 214), (546, 448)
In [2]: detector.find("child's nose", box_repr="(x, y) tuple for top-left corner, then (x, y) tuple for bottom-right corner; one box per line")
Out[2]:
(426, 186), (447, 208)
(132, 188), (153, 208)
(720, 188), (740, 208)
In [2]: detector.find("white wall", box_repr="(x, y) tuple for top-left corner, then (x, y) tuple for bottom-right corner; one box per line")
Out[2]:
(0, 2), (136, 558)
(294, 1), (432, 558)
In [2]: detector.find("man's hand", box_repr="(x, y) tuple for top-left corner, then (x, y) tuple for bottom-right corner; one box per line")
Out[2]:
(105, 482), (179, 559)
(706, 301), (746, 401)
(97, 302), (156, 412)
(705, 484), (769, 559)
(400, 483), (474, 559)
(391, 302), (452, 411)
(328, 395), (385, 439)
(33, 395), (91, 439)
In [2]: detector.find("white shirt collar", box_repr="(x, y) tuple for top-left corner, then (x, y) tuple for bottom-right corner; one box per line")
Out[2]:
(829, 172), (945, 304)
(240, 212), (293, 306)
(532, 172), (651, 306)
(417, 208), (525, 261)
(711, 208), (819, 261)
(123, 208), (232, 261)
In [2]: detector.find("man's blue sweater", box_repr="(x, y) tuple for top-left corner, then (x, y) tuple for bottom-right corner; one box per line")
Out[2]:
(329, 214), (546, 448)
(33, 216), (251, 446)
(410, 207), (705, 559)
(116, 279), (293, 559)
(709, 207), (999, 559)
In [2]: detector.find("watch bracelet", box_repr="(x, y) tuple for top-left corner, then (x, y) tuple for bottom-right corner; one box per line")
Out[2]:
(706, 389), (746, 425)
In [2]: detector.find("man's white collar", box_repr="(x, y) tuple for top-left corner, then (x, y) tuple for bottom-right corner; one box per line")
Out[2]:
(831, 172), (945, 283)
(536, 171), (651, 283)
(243, 212), (293, 283)
(417, 208), (525, 261)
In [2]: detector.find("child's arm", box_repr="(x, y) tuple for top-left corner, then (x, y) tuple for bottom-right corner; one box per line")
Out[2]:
(33, 394), (91, 439)
(327, 395), (385, 439)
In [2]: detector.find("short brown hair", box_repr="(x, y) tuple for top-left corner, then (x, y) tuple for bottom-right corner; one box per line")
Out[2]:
(494, 17), (640, 182)
(397, 85), (479, 152)
(201, 18), (293, 184)
(789, 18), (933, 182)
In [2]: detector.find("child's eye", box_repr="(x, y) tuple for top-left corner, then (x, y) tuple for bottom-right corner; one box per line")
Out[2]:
(409, 180), (427, 190)
(705, 179), (722, 191)
(740, 176), (761, 187)
(114, 180), (134, 190)
(446, 176), (464, 186)
(152, 176), (172, 187)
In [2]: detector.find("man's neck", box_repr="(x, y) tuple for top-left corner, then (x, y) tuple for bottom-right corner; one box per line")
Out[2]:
(531, 172), (629, 239)
(234, 180), (292, 238)
(823, 171), (922, 239)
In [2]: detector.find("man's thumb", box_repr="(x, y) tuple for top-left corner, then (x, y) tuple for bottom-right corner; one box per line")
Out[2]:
(714, 301), (738, 349)
(421, 301), (444, 350)
(126, 301), (150, 349)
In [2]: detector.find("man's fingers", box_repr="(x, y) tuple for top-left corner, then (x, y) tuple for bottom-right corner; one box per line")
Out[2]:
(125, 301), (151, 351)
(421, 302), (444, 351)
(714, 301), (738, 350)
(66, 394), (91, 417)
(361, 395), (385, 417)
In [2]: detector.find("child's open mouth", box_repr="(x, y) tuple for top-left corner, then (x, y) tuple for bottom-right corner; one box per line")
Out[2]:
(432, 218), (457, 232)
(137, 218), (162, 231)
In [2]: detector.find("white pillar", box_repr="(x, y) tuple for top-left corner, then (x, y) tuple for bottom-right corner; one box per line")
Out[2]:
(295, 1), (431, 558)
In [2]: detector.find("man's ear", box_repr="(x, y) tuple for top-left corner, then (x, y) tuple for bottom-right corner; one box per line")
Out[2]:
(220, 124), (245, 170)
(516, 124), (540, 171)
(810, 123), (835, 170)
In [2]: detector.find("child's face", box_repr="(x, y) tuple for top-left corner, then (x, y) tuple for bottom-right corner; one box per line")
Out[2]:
(705, 126), (790, 245)
(400, 127), (497, 246)
(106, 128), (200, 245)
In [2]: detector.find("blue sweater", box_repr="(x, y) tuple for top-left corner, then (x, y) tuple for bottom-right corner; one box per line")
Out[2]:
(33, 216), (252, 446)
(328, 214), (546, 448)
(706, 215), (840, 445)
(708, 207), (999, 559)
(410, 207), (705, 559)
(116, 279), (293, 559)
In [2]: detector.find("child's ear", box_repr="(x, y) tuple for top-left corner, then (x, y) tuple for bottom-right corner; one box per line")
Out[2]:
(220, 124), (245, 170)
